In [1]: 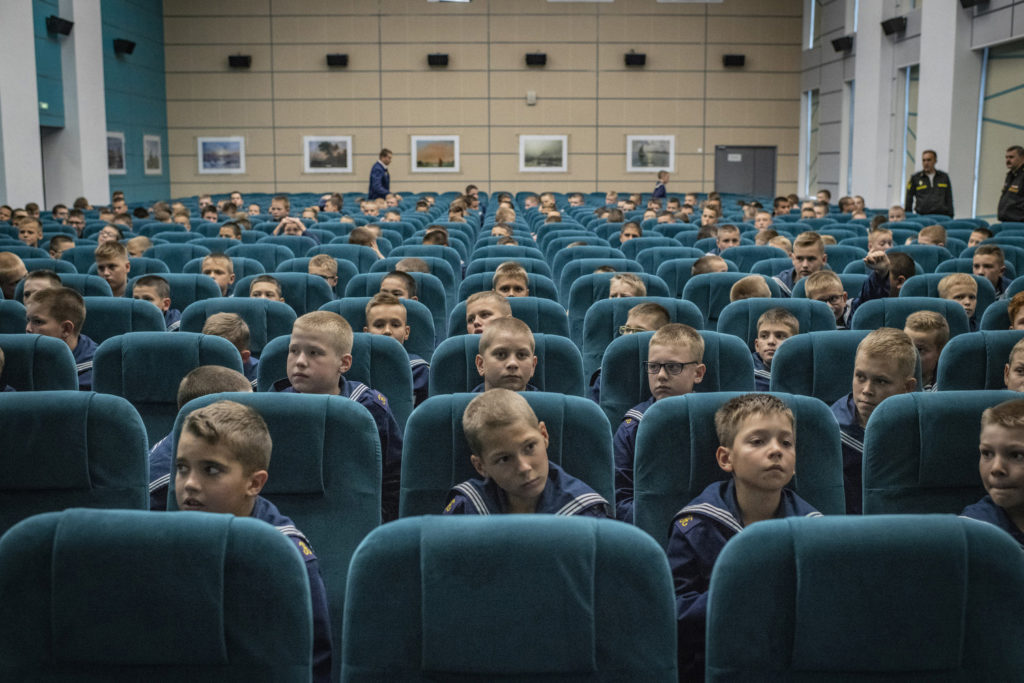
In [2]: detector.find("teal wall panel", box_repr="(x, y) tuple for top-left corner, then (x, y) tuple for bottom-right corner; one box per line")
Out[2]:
(34, 0), (65, 128)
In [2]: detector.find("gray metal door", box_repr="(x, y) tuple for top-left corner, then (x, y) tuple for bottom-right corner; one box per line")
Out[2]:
(714, 146), (777, 197)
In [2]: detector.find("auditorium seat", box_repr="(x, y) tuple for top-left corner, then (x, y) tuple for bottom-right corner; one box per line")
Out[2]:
(80, 297), (166, 343)
(446, 297), (569, 339)
(179, 298), (296, 355)
(322, 297), (436, 362)
(0, 333), (78, 390)
(716, 298), (837, 347)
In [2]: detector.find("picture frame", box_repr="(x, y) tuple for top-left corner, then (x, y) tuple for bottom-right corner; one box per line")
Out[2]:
(519, 135), (567, 173)
(107, 132), (126, 175)
(411, 135), (460, 173)
(626, 135), (675, 173)
(303, 135), (352, 173)
(197, 136), (246, 174)
(143, 134), (162, 176)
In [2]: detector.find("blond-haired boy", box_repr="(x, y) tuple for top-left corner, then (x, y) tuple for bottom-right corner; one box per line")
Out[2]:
(830, 328), (918, 513)
(25, 286), (95, 390)
(465, 290), (511, 334)
(614, 324), (706, 521)
(938, 273), (979, 331)
(729, 274), (771, 302)
(804, 270), (850, 328)
(774, 231), (827, 296)
(202, 312), (259, 388)
(609, 272), (646, 298)
(752, 308), (799, 391)
(364, 292), (429, 406)
(1004, 338), (1024, 392)
(961, 398), (1024, 547)
(201, 254), (235, 296)
(95, 241), (131, 297)
(443, 389), (610, 516)
(493, 261), (529, 298)
(904, 310), (949, 391)
(474, 317), (537, 393)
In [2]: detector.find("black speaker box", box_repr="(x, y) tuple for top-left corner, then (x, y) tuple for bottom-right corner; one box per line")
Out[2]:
(428, 53), (449, 67)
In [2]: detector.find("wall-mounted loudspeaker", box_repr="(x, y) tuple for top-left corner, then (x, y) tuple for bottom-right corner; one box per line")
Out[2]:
(722, 54), (745, 67)
(525, 53), (547, 67)
(46, 15), (74, 36)
(428, 53), (449, 67)
(832, 35), (854, 52)
(326, 54), (348, 67)
(228, 55), (252, 68)
(113, 39), (136, 55)
(959, 0), (985, 7)
(881, 16), (907, 35)
(624, 52), (646, 67)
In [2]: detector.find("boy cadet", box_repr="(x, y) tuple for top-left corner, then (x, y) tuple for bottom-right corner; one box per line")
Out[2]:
(709, 224), (741, 255)
(773, 232), (827, 296)
(692, 254), (728, 276)
(249, 275), (285, 302)
(961, 398), (1024, 548)
(443, 389), (610, 517)
(614, 324), (706, 522)
(268, 194), (290, 221)
(49, 234), (75, 260)
(94, 241), (131, 297)
(473, 317), (538, 393)
(364, 292), (429, 406)
(1005, 338), (1024, 392)
(132, 275), (181, 331)
(492, 262), (529, 298)
(308, 254), (339, 292)
(803, 271), (851, 328)
(669, 394), (822, 679)
(973, 244), (1013, 299)
(126, 236), (152, 258)
(729, 275), (771, 302)
(201, 254), (235, 296)
(589, 302), (672, 403)
(968, 227), (994, 248)
(916, 224), (947, 247)
(1009, 293), (1024, 330)
(21, 269), (61, 303)
(25, 287), (96, 390)
(148, 365), (253, 511)
(609, 273), (647, 298)
(466, 290), (512, 334)
(904, 311), (949, 391)
(17, 218), (43, 248)
(272, 311), (404, 521)
(379, 270), (417, 301)
(219, 222), (242, 240)
(174, 400), (332, 680)
(830, 328), (918, 514)
(938, 273), (979, 331)
(202, 313), (260, 389)
(619, 222), (642, 243)
(752, 308), (798, 391)
(0, 346), (13, 392)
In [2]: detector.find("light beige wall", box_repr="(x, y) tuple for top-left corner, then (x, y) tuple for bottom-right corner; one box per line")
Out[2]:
(164, 0), (801, 197)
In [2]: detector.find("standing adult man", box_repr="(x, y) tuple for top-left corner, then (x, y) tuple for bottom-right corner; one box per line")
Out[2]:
(998, 145), (1024, 223)
(904, 149), (954, 217)
(368, 148), (392, 200)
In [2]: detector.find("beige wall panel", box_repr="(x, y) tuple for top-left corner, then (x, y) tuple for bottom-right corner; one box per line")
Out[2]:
(271, 129), (376, 156)
(490, 128), (597, 153)
(487, 0), (596, 16)
(272, 45), (382, 73)
(164, 0), (268, 17)
(270, 16), (381, 44)
(490, 153), (597, 180)
(364, 129), (489, 155)
(598, 99), (704, 128)
(172, 182), (278, 196)
(272, 99), (381, 127)
(168, 155), (276, 184)
(381, 44), (487, 71)
(485, 14), (598, 43)
(704, 99), (800, 129)
(380, 71), (488, 97)
(596, 1), (703, 16)
(380, 0), (488, 15)
(380, 99), (490, 127)
(489, 43), (597, 74)
(489, 99), (597, 127)
(598, 15), (706, 44)
(599, 71), (705, 97)
(489, 69), (598, 100)
(705, 16), (801, 45)
(168, 129), (275, 156)
(165, 46), (273, 73)
(705, 72), (800, 100)
(596, 128), (703, 155)
(273, 72), (381, 100)
(167, 101), (274, 129)
(380, 14), (487, 42)
(596, 45), (705, 73)
(166, 73), (272, 100)
(270, 0), (373, 15)
(163, 17), (270, 44)
(704, 128), (798, 155)
(777, 154), (799, 183)
(711, 0), (803, 17)
(705, 44), (802, 73)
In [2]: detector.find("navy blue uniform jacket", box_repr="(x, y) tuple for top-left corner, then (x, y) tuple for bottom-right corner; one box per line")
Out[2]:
(613, 396), (655, 522)
(443, 462), (610, 517)
(962, 495), (1024, 548)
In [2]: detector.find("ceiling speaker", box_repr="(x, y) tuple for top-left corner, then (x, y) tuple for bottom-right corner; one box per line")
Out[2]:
(881, 16), (907, 35)
(228, 54), (252, 68)
(326, 54), (348, 67)
(46, 15), (74, 36)
(624, 52), (646, 67)
(525, 53), (547, 67)
(832, 35), (854, 52)
(723, 54), (745, 67)
(113, 39), (136, 55)
(428, 53), (449, 67)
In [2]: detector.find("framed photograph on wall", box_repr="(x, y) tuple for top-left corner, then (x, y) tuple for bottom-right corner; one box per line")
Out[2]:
(303, 135), (352, 173)
(197, 136), (246, 174)
(107, 132), (126, 175)
(143, 135), (162, 175)
(519, 135), (567, 172)
(411, 135), (460, 173)
(627, 135), (675, 173)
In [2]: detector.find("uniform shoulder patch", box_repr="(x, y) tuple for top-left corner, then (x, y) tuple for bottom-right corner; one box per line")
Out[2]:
(676, 515), (693, 529)
(377, 392), (386, 405)
(298, 540), (314, 557)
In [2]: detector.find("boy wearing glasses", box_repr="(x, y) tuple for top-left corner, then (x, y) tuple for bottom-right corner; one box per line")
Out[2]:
(803, 271), (850, 328)
(590, 303), (671, 404)
(613, 324), (706, 522)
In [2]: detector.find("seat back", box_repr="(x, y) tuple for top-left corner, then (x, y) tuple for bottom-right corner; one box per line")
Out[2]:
(0, 300), (26, 334)
(618, 236), (680, 261)
(369, 256), (459, 310)
(655, 258), (739, 298)
(791, 273), (868, 299)
(125, 273), (222, 311)
(581, 297), (704, 379)
(706, 515), (1024, 681)
(935, 330), (1024, 390)
(981, 299), (1011, 330)
(182, 256), (266, 282)
(719, 245), (789, 272)
(80, 297), (166, 343)
(961, 243), (1024, 276)
(470, 245), (545, 261)
(863, 390), (1019, 514)
(716, 298), (837, 347)
(635, 246), (706, 274)
(233, 272), (334, 315)
(457, 271), (559, 302)
(446, 296), (570, 339)
(276, 257), (359, 299)
(92, 332), (243, 444)
(598, 330), (756, 428)
(171, 392), (382, 680)
(541, 235), (609, 261)
(143, 243), (212, 272)
(60, 246), (104, 273)
(179, 298), (296, 355)
(257, 332), (413, 429)
(342, 516), (677, 682)
(749, 256), (794, 277)
(399, 393), (614, 517)
(428, 333), (585, 396)
(464, 256), (552, 279)
(86, 256), (170, 277)
(22, 258), (77, 275)
(634, 392), (846, 546)
(887, 244), (953, 273)
(557, 258), (643, 306)
(898, 273), (996, 321)
(387, 245), (462, 284)
(345, 271), (448, 345)
(14, 273), (114, 301)
(550, 246), (626, 278)
(0, 333), (78, 390)
(682, 272), (782, 328)
(851, 297), (971, 337)
(0, 392), (148, 534)
(310, 243), (382, 274)
(322, 297), (436, 361)
(258, 234), (317, 258)
(225, 243), (295, 272)
(0, 508), (313, 681)
(567, 272), (671, 344)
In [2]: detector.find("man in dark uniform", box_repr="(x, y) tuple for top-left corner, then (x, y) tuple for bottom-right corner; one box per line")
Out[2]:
(904, 149), (954, 217)
(998, 145), (1024, 223)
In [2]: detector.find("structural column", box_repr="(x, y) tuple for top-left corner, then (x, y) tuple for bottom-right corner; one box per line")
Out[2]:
(0, 2), (45, 206)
